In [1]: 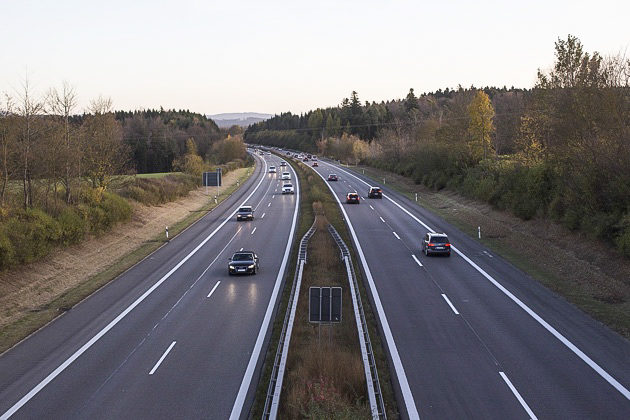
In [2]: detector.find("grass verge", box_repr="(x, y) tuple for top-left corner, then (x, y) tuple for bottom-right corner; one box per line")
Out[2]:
(0, 165), (255, 354)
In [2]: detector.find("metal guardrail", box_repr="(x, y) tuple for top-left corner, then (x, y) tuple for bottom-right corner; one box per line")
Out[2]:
(328, 224), (387, 420)
(262, 222), (317, 419)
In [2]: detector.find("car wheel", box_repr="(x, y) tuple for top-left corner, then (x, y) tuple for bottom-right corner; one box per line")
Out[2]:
(446, 252), (451, 257)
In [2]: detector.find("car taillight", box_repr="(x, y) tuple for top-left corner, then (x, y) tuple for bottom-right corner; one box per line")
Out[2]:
(428, 243), (434, 246)
(445, 243), (451, 247)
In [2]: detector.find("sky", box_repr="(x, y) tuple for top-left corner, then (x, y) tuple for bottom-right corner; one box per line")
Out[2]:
(1, 0), (629, 115)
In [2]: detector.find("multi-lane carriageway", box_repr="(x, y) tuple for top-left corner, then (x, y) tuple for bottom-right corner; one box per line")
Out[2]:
(1, 150), (629, 419)
(310, 157), (630, 419)
(0, 152), (299, 419)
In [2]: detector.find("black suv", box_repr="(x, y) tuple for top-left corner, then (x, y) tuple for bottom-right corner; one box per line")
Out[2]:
(368, 186), (382, 199)
(236, 205), (254, 221)
(228, 251), (259, 275)
(422, 233), (451, 257)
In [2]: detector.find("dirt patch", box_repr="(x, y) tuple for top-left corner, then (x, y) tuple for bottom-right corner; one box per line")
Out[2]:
(360, 165), (630, 338)
(0, 168), (249, 331)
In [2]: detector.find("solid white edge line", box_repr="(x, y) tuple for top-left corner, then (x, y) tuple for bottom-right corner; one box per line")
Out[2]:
(310, 165), (420, 418)
(500, 372), (538, 420)
(393, 231), (401, 240)
(343, 256), (379, 417)
(411, 254), (423, 267)
(0, 155), (269, 420)
(149, 341), (177, 375)
(207, 281), (221, 298)
(229, 158), (301, 419)
(323, 160), (630, 401)
(251, 227), (257, 235)
(441, 294), (460, 315)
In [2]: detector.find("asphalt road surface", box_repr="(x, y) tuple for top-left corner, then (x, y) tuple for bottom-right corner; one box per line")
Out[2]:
(0, 151), (298, 419)
(308, 157), (630, 419)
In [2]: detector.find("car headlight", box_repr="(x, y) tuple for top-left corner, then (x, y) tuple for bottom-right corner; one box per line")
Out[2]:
(229, 265), (235, 269)
(248, 264), (255, 269)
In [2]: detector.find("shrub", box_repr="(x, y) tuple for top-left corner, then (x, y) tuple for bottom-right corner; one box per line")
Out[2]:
(5, 209), (62, 264)
(0, 229), (15, 269)
(57, 207), (88, 245)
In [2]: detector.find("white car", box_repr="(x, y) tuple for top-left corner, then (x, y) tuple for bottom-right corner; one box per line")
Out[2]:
(280, 161), (287, 167)
(282, 183), (294, 194)
(269, 166), (276, 173)
(281, 172), (291, 180)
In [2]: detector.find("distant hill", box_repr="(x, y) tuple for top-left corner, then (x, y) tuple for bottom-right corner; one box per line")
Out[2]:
(208, 112), (273, 128)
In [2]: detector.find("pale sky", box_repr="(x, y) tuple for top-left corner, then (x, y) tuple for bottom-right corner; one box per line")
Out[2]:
(1, 0), (628, 115)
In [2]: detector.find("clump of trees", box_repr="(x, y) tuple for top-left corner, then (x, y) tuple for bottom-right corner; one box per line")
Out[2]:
(0, 80), (250, 270)
(246, 35), (630, 256)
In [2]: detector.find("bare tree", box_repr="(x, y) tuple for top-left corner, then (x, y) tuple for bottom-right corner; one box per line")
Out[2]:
(16, 76), (44, 209)
(82, 96), (130, 192)
(0, 94), (17, 206)
(47, 82), (78, 203)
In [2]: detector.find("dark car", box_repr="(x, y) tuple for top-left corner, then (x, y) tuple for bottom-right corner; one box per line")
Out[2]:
(422, 233), (451, 257)
(368, 186), (382, 199)
(328, 174), (338, 181)
(312, 162), (318, 167)
(236, 205), (254, 221)
(346, 192), (360, 204)
(228, 251), (259, 275)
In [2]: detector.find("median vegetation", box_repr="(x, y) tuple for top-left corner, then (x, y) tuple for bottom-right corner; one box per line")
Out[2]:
(253, 155), (398, 418)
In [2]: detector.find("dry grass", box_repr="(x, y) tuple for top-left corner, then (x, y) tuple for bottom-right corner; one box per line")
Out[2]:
(280, 215), (370, 419)
(0, 167), (252, 352)
(358, 164), (630, 338)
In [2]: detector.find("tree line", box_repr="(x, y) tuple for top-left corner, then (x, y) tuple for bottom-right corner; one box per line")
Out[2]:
(245, 35), (630, 256)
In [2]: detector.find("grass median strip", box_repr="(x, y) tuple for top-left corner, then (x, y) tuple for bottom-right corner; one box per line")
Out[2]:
(252, 155), (398, 418)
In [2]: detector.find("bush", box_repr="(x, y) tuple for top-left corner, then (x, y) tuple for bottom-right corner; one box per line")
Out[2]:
(5, 209), (62, 265)
(0, 229), (15, 269)
(57, 207), (88, 245)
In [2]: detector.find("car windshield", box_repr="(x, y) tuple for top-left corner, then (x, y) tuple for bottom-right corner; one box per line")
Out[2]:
(238, 207), (252, 212)
(232, 253), (253, 261)
(431, 236), (448, 243)
(284, 184), (292, 187)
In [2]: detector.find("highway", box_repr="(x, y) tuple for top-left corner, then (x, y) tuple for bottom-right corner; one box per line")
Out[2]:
(307, 157), (630, 419)
(0, 152), (298, 419)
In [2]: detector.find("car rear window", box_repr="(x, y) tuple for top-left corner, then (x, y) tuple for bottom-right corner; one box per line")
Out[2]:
(431, 236), (448, 243)
(233, 253), (253, 261)
(239, 207), (252, 212)
(284, 183), (292, 187)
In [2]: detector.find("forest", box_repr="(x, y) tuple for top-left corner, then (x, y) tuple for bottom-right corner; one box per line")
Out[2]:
(0, 86), (248, 269)
(246, 36), (630, 256)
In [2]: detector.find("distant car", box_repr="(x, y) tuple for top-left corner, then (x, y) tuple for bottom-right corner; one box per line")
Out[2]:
(228, 251), (259, 275)
(265, 152), (271, 155)
(422, 232), (451, 257)
(282, 183), (295, 194)
(281, 172), (291, 180)
(312, 155), (318, 160)
(236, 205), (254, 221)
(368, 186), (382, 199)
(303, 157), (309, 162)
(346, 192), (360, 204)
(328, 174), (338, 181)
(312, 162), (318, 167)
(269, 166), (277, 173)
(280, 161), (287, 166)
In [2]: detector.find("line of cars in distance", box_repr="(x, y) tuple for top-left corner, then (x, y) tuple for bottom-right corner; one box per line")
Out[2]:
(252, 146), (452, 259)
